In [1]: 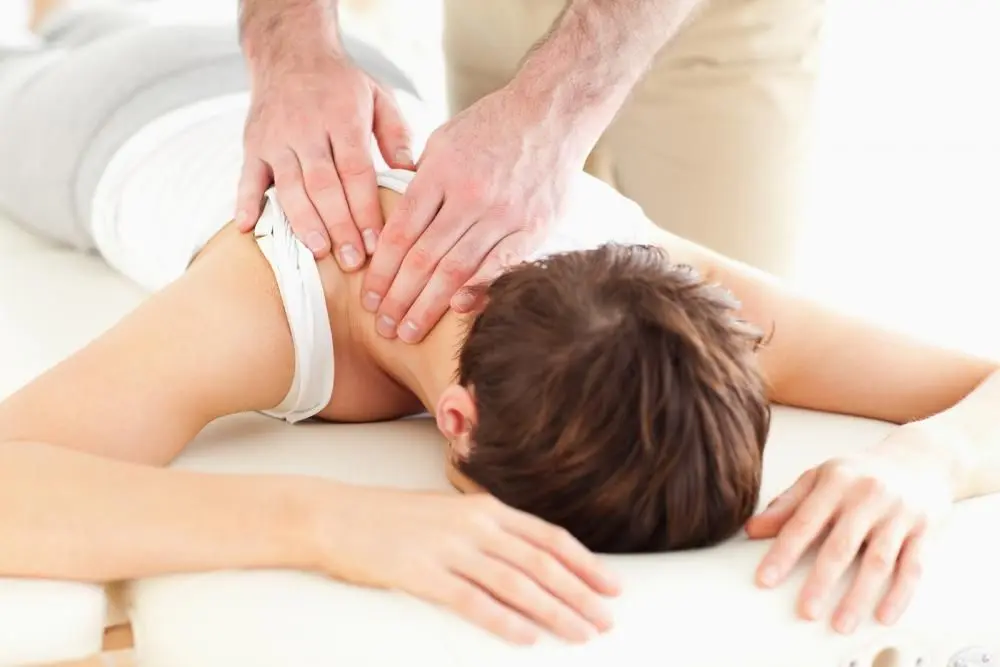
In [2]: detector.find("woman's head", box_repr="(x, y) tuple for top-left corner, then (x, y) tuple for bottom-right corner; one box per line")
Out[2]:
(435, 244), (770, 553)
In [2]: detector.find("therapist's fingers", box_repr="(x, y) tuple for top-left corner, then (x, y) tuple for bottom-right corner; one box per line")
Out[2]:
(372, 86), (415, 172)
(450, 233), (529, 314)
(376, 200), (478, 341)
(271, 149), (330, 258)
(395, 224), (519, 343)
(235, 157), (272, 231)
(332, 129), (382, 261)
(299, 140), (364, 271)
(362, 175), (445, 314)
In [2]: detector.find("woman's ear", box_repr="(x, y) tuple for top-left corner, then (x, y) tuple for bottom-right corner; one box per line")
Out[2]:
(435, 384), (478, 460)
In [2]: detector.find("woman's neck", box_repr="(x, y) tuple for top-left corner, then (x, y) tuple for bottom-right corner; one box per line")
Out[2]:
(323, 186), (472, 414)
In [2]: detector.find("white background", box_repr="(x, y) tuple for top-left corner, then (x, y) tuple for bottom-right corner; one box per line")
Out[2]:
(3, 0), (999, 356)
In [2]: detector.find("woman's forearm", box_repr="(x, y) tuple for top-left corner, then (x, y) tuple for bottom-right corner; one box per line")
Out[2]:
(0, 440), (329, 581)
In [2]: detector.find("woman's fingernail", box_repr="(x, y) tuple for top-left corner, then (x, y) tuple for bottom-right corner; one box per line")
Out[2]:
(362, 229), (379, 254)
(803, 596), (820, 620)
(398, 320), (420, 343)
(306, 232), (328, 254)
(235, 211), (247, 227)
(377, 315), (397, 338)
(452, 291), (475, 313)
(363, 291), (382, 312)
(759, 566), (779, 587)
(340, 244), (362, 269)
(835, 612), (857, 634)
(395, 148), (413, 166)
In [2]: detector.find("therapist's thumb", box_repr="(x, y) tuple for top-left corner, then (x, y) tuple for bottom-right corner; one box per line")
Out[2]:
(372, 86), (414, 169)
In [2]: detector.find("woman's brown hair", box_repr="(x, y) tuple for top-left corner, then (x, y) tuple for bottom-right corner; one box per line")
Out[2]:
(457, 244), (770, 553)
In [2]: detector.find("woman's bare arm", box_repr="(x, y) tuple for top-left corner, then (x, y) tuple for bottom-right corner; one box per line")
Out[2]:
(651, 226), (998, 424)
(0, 225), (318, 579)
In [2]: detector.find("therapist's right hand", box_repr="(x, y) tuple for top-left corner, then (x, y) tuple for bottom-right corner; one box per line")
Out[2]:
(235, 42), (414, 270)
(318, 489), (619, 644)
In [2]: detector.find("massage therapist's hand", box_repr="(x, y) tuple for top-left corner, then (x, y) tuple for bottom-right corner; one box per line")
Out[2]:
(317, 488), (619, 644)
(745, 421), (959, 634)
(236, 18), (414, 269)
(362, 87), (583, 343)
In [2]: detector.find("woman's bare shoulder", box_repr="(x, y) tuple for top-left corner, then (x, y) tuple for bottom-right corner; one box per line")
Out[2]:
(0, 224), (295, 465)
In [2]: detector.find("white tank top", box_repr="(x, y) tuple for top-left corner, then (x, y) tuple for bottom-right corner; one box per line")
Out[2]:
(88, 96), (659, 423)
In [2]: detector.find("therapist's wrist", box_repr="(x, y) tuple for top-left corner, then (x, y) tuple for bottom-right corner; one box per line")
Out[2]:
(496, 79), (596, 171)
(240, 0), (344, 71)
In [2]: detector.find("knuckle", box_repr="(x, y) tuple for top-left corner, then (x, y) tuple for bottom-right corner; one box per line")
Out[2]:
(785, 513), (815, 536)
(819, 460), (852, 486)
(864, 546), (895, 573)
(900, 556), (923, 581)
(447, 582), (481, 612)
(496, 568), (528, 597)
(437, 256), (474, 284)
(547, 525), (577, 553)
(827, 533), (856, 562)
(527, 549), (560, 581)
(857, 476), (888, 499)
(406, 245), (439, 275)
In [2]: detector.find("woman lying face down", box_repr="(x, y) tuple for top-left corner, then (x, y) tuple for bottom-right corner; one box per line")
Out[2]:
(3, 180), (1000, 644)
(440, 243), (770, 553)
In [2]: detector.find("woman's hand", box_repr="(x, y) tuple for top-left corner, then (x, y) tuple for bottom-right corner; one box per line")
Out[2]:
(745, 421), (960, 634)
(314, 487), (620, 645)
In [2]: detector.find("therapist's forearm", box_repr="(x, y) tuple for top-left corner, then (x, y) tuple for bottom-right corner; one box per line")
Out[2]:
(239, 0), (343, 68)
(508, 0), (703, 153)
(0, 440), (330, 581)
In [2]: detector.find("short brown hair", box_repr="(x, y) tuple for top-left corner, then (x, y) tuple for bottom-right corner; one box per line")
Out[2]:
(457, 244), (770, 553)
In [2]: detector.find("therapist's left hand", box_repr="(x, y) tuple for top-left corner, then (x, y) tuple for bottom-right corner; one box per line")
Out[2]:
(361, 87), (586, 343)
(745, 421), (957, 634)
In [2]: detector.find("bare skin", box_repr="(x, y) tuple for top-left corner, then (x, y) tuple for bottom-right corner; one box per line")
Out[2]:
(2, 186), (1000, 643)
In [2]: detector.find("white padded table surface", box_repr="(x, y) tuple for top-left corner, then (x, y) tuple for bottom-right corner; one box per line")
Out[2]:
(2, 214), (999, 667)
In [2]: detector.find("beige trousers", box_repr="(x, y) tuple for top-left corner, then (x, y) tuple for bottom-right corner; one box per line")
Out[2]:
(442, 0), (825, 277)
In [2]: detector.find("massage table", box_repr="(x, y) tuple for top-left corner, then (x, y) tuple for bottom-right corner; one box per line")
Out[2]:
(1, 212), (997, 667)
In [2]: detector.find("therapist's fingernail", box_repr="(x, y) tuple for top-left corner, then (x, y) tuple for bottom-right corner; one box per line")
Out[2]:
(363, 291), (382, 312)
(235, 211), (248, 228)
(362, 229), (379, 254)
(398, 320), (420, 344)
(452, 291), (475, 313)
(306, 232), (328, 254)
(339, 244), (362, 270)
(377, 315), (397, 339)
(759, 566), (779, 587)
(395, 148), (413, 166)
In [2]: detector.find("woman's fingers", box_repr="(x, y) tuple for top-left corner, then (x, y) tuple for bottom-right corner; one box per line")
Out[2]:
(452, 549), (597, 643)
(799, 491), (891, 621)
(499, 505), (621, 597)
(415, 572), (540, 645)
(745, 469), (817, 539)
(832, 513), (912, 633)
(876, 527), (927, 625)
(485, 528), (613, 633)
(756, 466), (844, 587)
